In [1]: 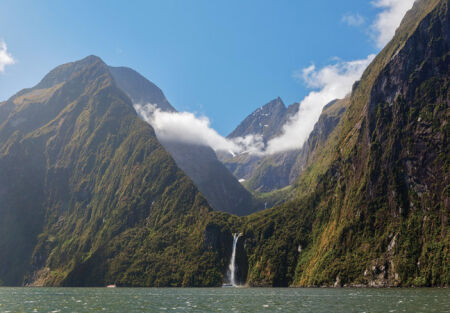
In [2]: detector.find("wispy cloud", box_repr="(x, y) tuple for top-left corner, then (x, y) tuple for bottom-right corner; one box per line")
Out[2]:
(134, 103), (265, 156)
(342, 13), (366, 27)
(132, 1), (416, 158)
(265, 54), (375, 154)
(0, 41), (15, 72)
(371, 0), (416, 48)
(135, 55), (374, 157)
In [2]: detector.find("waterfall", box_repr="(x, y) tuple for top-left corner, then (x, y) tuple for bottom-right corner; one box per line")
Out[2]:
(227, 233), (242, 287)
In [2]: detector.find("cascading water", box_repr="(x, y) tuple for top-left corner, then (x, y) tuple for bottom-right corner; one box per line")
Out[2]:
(227, 233), (242, 287)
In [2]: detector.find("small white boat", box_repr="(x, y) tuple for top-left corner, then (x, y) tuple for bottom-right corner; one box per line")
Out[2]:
(106, 284), (117, 288)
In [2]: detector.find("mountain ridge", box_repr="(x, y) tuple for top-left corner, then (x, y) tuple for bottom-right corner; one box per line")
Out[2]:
(109, 66), (262, 215)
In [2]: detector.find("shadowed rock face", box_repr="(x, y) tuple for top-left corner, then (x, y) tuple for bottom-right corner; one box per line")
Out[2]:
(161, 141), (262, 216)
(109, 66), (175, 112)
(110, 66), (262, 215)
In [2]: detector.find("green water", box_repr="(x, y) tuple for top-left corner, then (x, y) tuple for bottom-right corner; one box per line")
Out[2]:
(0, 287), (448, 313)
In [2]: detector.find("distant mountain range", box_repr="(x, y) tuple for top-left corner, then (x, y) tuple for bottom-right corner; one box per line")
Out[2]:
(0, 0), (447, 288)
(220, 97), (344, 194)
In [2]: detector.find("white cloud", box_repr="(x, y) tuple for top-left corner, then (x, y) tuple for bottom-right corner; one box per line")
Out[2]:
(134, 103), (265, 156)
(130, 1), (416, 159)
(0, 41), (15, 72)
(135, 55), (375, 157)
(265, 54), (375, 154)
(342, 13), (366, 27)
(371, 0), (416, 48)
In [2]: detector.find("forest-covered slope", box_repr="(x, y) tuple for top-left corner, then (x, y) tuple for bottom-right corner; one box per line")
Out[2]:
(233, 0), (449, 287)
(0, 56), (230, 286)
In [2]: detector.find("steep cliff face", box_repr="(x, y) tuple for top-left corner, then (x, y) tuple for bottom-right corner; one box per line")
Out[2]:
(0, 56), (228, 286)
(110, 67), (261, 215)
(290, 98), (348, 182)
(238, 0), (448, 287)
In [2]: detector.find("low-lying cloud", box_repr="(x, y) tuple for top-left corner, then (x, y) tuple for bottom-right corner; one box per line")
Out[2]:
(134, 103), (265, 156)
(135, 55), (374, 156)
(371, 0), (416, 48)
(0, 41), (15, 72)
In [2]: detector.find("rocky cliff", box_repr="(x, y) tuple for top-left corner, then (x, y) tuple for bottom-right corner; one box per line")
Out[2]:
(232, 0), (449, 287)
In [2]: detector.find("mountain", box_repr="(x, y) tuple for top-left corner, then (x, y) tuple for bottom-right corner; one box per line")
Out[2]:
(219, 98), (300, 192)
(109, 66), (261, 215)
(230, 0), (449, 287)
(0, 56), (231, 286)
(0, 0), (447, 289)
(228, 97), (299, 144)
(220, 97), (343, 193)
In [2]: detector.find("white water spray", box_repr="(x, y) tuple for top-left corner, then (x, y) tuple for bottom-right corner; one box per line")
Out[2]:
(227, 233), (242, 287)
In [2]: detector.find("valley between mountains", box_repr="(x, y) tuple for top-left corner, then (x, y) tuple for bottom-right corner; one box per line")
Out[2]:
(0, 0), (448, 287)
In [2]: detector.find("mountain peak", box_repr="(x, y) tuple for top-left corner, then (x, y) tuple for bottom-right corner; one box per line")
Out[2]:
(35, 55), (108, 90)
(227, 97), (291, 141)
(260, 97), (285, 111)
(81, 54), (104, 64)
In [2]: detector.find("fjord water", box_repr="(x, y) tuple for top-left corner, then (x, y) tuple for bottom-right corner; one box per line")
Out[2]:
(0, 288), (448, 313)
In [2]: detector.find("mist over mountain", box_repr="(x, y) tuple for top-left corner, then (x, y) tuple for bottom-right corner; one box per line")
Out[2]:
(219, 97), (344, 194)
(219, 98), (301, 192)
(109, 66), (262, 215)
(227, 97), (299, 144)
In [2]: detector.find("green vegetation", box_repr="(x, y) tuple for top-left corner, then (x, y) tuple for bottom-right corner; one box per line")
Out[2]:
(238, 0), (449, 287)
(0, 56), (229, 286)
(0, 0), (447, 288)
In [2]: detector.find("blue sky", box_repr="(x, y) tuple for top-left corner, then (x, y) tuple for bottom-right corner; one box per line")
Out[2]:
(0, 0), (406, 135)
